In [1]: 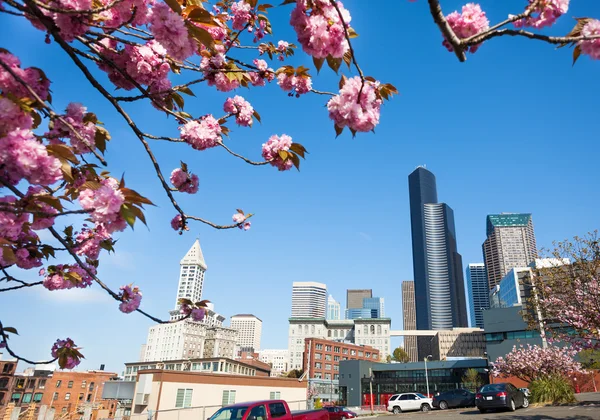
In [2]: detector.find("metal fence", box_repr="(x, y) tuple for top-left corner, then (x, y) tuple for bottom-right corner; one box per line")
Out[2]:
(99, 400), (309, 420)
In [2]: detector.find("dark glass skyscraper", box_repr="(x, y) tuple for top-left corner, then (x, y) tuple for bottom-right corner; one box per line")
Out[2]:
(408, 167), (468, 335)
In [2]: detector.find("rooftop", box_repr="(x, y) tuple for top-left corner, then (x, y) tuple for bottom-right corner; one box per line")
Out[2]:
(180, 239), (207, 270)
(231, 314), (263, 321)
(486, 213), (532, 235)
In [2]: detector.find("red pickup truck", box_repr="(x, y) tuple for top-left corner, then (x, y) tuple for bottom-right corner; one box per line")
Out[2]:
(209, 400), (329, 420)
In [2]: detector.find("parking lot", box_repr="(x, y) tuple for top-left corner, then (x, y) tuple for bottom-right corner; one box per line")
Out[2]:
(370, 404), (600, 419)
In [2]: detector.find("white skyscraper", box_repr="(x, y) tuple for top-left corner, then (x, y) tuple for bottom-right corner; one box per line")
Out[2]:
(327, 295), (341, 320)
(230, 314), (262, 351)
(141, 239), (236, 362)
(291, 282), (327, 318)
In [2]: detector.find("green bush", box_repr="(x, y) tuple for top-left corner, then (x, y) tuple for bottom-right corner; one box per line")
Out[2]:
(314, 398), (323, 409)
(530, 375), (576, 404)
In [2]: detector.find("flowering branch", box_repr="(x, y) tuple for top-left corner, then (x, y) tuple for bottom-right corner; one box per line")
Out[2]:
(427, 0), (466, 62)
(0, 321), (58, 365)
(30, 0), (125, 15)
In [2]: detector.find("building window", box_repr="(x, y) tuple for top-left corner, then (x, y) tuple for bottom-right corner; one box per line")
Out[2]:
(334, 356), (340, 362)
(53, 392), (59, 401)
(325, 345), (331, 352)
(3, 364), (14, 374)
(89, 382), (95, 391)
(334, 347), (340, 353)
(315, 362), (322, 369)
(81, 381), (87, 389)
(87, 393), (92, 402)
(61, 408), (67, 414)
(15, 379), (25, 389)
(33, 393), (43, 402)
(68, 381), (73, 389)
(269, 391), (281, 400)
(176, 389), (193, 408)
(11, 393), (21, 403)
(38, 380), (46, 389)
(79, 393), (84, 401)
(325, 355), (332, 361)
(22, 393), (32, 404)
(26, 379), (35, 389)
(55, 380), (61, 388)
(221, 390), (236, 405)
(370, 325), (375, 334)
(315, 344), (323, 350)
(64, 393), (71, 401)
(342, 349), (348, 355)
(315, 353), (322, 360)
(327, 330), (331, 338)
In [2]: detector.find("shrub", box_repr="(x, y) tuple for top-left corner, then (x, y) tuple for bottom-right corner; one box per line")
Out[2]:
(530, 375), (576, 404)
(314, 398), (323, 409)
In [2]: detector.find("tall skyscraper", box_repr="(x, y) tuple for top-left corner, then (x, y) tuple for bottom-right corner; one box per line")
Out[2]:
(482, 213), (537, 288)
(230, 314), (262, 352)
(346, 289), (372, 309)
(466, 263), (489, 328)
(174, 239), (207, 308)
(363, 297), (385, 317)
(327, 295), (341, 320)
(401, 281), (418, 362)
(291, 282), (327, 318)
(408, 167), (468, 331)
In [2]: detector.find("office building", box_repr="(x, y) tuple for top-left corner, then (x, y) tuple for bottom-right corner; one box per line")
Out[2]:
(401, 281), (418, 362)
(408, 167), (468, 335)
(345, 297), (385, 319)
(327, 295), (341, 320)
(482, 213), (537, 288)
(346, 289), (372, 309)
(230, 314), (262, 352)
(291, 282), (327, 318)
(258, 350), (290, 377)
(174, 239), (207, 308)
(466, 263), (489, 328)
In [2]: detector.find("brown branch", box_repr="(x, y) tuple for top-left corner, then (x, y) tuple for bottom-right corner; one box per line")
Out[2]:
(142, 133), (184, 142)
(0, 56), (107, 166)
(218, 142), (270, 166)
(0, 281), (44, 292)
(0, 321), (58, 365)
(0, 205), (91, 218)
(85, 31), (144, 47)
(31, 0), (125, 15)
(185, 214), (251, 230)
(114, 77), (207, 102)
(426, 0), (466, 62)
(310, 88), (335, 96)
(465, 28), (600, 47)
(225, 22), (251, 55)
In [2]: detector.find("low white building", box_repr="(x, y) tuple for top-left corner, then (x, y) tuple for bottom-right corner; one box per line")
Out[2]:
(288, 318), (391, 370)
(258, 350), (289, 377)
(130, 370), (307, 420)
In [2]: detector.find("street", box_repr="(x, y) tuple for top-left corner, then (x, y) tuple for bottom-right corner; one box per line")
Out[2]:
(369, 405), (600, 420)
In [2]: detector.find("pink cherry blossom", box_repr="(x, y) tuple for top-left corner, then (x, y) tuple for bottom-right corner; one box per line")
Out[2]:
(96, 40), (135, 90)
(43, 264), (95, 291)
(149, 2), (197, 61)
(46, 102), (97, 154)
(200, 49), (240, 92)
(179, 115), (222, 150)
(277, 74), (312, 97)
(248, 59), (275, 86)
(0, 51), (50, 101)
(579, 20), (600, 60)
(26, 186), (57, 230)
(444, 3), (489, 53)
(78, 177), (126, 232)
(290, 0), (351, 59)
(0, 97), (33, 135)
(124, 41), (171, 87)
(180, 302), (206, 321)
(170, 168), (199, 193)
(171, 214), (184, 231)
(51, 338), (81, 369)
(277, 40), (289, 60)
(100, 0), (154, 28)
(0, 196), (29, 241)
(261, 134), (293, 171)
(118, 284), (142, 313)
(231, 0), (252, 30)
(0, 129), (62, 186)
(327, 76), (382, 133)
(74, 224), (111, 260)
(512, 0), (569, 29)
(232, 213), (245, 224)
(223, 96), (254, 127)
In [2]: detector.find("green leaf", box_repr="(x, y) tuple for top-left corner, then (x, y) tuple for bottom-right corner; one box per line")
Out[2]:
(35, 195), (64, 212)
(129, 204), (148, 226)
(120, 205), (136, 229)
(178, 86), (195, 97)
(46, 144), (79, 164)
(187, 23), (215, 49)
(80, 181), (102, 191)
(278, 150), (289, 161)
(32, 111), (42, 129)
(121, 188), (154, 206)
(347, 27), (359, 38)
(172, 92), (185, 110)
(313, 56), (325, 73)
(258, 4), (272, 12)
(64, 226), (74, 237)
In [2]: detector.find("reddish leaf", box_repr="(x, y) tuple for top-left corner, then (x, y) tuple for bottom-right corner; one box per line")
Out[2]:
(313, 56), (325, 73)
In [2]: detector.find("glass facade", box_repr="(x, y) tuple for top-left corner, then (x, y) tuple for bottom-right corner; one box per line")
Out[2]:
(466, 264), (489, 328)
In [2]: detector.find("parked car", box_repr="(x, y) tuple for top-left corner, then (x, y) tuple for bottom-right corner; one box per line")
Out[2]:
(324, 407), (357, 420)
(432, 389), (475, 410)
(519, 388), (530, 397)
(209, 400), (329, 420)
(475, 383), (529, 413)
(387, 393), (433, 413)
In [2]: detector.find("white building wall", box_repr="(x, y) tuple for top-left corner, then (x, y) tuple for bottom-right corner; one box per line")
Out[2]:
(259, 350), (289, 376)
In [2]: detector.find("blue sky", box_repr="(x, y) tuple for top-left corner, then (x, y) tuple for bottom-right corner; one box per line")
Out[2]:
(1, 0), (599, 374)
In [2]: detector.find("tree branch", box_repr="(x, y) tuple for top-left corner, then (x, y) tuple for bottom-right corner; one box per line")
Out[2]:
(0, 281), (43, 292)
(31, 0), (125, 15)
(0, 320), (58, 365)
(218, 142), (270, 166)
(426, 0), (466, 62)
(465, 28), (600, 47)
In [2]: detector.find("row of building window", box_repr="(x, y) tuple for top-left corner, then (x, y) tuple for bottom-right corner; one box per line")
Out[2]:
(485, 330), (540, 343)
(175, 389), (282, 408)
(55, 380), (95, 390)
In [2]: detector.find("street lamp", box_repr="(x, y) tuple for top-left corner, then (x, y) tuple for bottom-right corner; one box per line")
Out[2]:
(424, 355), (432, 398)
(483, 352), (492, 385)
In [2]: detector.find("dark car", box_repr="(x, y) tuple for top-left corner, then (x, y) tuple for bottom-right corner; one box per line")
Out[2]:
(323, 407), (357, 420)
(432, 389), (475, 410)
(475, 383), (529, 413)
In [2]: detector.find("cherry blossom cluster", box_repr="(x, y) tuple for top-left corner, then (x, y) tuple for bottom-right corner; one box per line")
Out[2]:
(118, 285), (142, 313)
(180, 302), (206, 321)
(0, 52), (50, 101)
(290, 0), (351, 59)
(580, 20), (600, 60)
(51, 338), (82, 369)
(27, 0), (92, 43)
(327, 76), (382, 133)
(149, 2), (197, 61)
(46, 103), (97, 154)
(170, 168), (199, 194)
(277, 40), (289, 61)
(0, 97), (33, 135)
(512, 0), (569, 29)
(223, 96), (254, 127)
(74, 224), (112, 260)
(248, 59), (275, 87)
(444, 3), (490, 53)
(231, 0), (253, 31)
(493, 344), (585, 382)
(200, 48), (240, 92)
(100, 0), (154, 28)
(180, 115), (223, 150)
(42, 264), (95, 291)
(232, 211), (251, 231)
(277, 73), (312, 97)
(262, 134), (293, 171)
(79, 177), (127, 233)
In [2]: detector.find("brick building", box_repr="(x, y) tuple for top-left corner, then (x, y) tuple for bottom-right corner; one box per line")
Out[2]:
(303, 338), (379, 381)
(39, 369), (119, 420)
(0, 358), (18, 419)
(4, 363), (55, 420)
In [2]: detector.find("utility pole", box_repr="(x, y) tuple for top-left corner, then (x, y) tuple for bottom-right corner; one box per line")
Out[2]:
(424, 355), (432, 397)
(368, 368), (373, 415)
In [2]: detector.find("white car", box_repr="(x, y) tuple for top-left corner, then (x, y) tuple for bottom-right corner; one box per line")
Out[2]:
(387, 393), (433, 413)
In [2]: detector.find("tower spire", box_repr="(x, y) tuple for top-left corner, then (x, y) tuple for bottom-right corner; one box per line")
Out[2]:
(180, 238), (207, 270)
